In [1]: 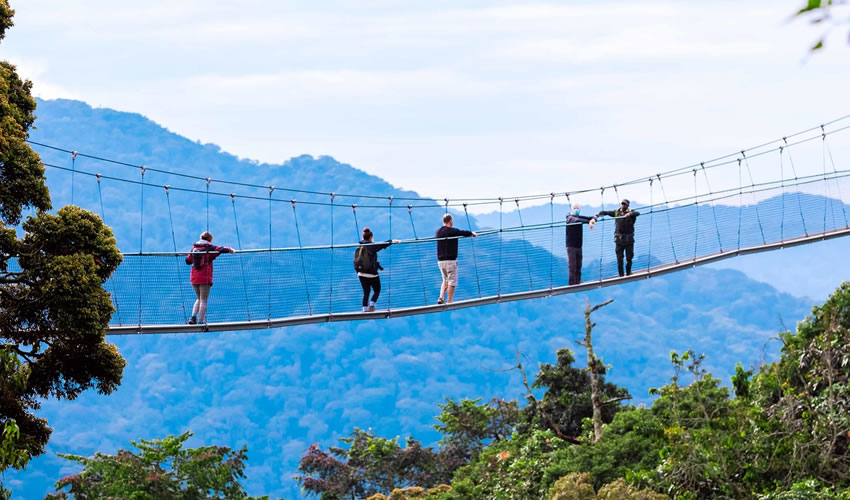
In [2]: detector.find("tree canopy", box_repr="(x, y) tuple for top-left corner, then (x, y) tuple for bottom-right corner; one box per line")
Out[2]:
(0, 0), (125, 494)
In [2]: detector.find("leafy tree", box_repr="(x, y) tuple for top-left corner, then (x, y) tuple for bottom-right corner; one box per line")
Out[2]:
(446, 429), (571, 500)
(530, 348), (629, 439)
(296, 428), (460, 499)
(433, 397), (518, 458)
(0, 0), (125, 492)
(48, 431), (267, 499)
(793, 0), (850, 52)
(543, 408), (665, 491)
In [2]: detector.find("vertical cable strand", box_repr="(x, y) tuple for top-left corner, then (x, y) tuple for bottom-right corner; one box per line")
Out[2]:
(231, 194), (251, 321)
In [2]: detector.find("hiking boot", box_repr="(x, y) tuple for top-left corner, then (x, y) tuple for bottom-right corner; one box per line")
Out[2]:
(368, 305), (376, 312)
(437, 297), (444, 305)
(188, 316), (197, 325)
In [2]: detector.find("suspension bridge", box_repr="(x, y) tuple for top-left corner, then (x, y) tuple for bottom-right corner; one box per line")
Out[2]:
(25, 116), (850, 335)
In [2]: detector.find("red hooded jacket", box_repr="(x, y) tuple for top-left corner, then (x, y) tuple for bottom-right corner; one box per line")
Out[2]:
(185, 240), (233, 285)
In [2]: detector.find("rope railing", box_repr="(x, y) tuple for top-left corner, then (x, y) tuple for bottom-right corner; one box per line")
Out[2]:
(27, 116), (850, 208)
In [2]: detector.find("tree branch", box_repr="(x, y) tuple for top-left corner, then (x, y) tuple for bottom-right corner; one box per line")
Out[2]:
(601, 396), (632, 406)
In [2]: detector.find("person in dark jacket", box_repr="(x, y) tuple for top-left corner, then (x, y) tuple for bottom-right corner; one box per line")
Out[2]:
(355, 227), (400, 312)
(565, 204), (596, 285)
(185, 231), (234, 324)
(435, 213), (477, 304)
(597, 199), (640, 277)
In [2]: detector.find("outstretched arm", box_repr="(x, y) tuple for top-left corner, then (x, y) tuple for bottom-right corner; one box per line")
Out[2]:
(596, 210), (616, 218)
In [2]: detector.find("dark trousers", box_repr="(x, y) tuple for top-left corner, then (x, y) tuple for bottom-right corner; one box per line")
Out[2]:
(359, 276), (381, 307)
(567, 247), (583, 285)
(615, 240), (634, 277)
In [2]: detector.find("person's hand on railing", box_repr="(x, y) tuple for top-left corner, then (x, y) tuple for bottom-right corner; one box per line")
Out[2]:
(392, 239), (401, 244)
(472, 232), (478, 237)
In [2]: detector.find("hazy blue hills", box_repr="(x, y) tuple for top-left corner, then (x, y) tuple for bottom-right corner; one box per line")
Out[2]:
(6, 98), (830, 499)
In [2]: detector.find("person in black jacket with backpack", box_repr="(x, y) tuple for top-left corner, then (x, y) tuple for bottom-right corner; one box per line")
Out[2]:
(597, 199), (640, 277)
(565, 204), (596, 285)
(354, 227), (400, 312)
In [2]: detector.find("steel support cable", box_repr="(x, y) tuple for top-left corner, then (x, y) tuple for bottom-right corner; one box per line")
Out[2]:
(230, 194), (251, 321)
(737, 159), (743, 250)
(742, 153), (766, 245)
(599, 187), (605, 281)
(71, 150), (77, 205)
(138, 166), (146, 326)
(36, 121), (850, 212)
(165, 186), (188, 323)
(515, 199), (534, 290)
(205, 178), (211, 232)
(549, 194), (555, 290)
(463, 204), (482, 298)
(693, 170), (699, 260)
(291, 201), (313, 315)
(352, 204), (360, 240)
(647, 179), (653, 272)
(779, 149), (786, 242)
(498, 198), (503, 296)
(701, 163), (724, 252)
(823, 131), (848, 228)
(408, 205), (428, 305)
(329, 193), (336, 314)
(267, 187), (273, 322)
(656, 175), (678, 263)
(783, 137), (809, 236)
(27, 114), (850, 206)
(97, 174), (122, 325)
(387, 196), (393, 310)
(822, 136), (831, 233)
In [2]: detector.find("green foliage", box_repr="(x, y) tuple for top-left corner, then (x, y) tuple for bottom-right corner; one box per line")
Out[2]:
(296, 428), (458, 499)
(0, 1), (12, 43)
(531, 348), (629, 439)
(595, 478), (669, 500)
(792, 0), (847, 52)
(547, 472), (594, 500)
(0, 5), (125, 496)
(434, 398), (518, 457)
(758, 479), (850, 500)
(543, 408), (664, 490)
(445, 429), (571, 500)
(49, 431), (267, 499)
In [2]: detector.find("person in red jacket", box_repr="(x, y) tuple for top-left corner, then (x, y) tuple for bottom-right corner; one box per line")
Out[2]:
(185, 231), (234, 325)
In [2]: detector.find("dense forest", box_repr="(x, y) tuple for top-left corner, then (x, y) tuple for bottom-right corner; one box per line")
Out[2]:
(37, 283), (850, 499)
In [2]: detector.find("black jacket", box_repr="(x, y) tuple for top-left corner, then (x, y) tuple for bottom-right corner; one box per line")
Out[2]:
(598, 208), (640, 241)
(565, 214), (596, 248)
(357, 239), (391, 275)
(435, 226), (474, 261)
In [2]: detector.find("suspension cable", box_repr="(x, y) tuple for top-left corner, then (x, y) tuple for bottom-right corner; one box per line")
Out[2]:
(387, 196), (393, 310)
(515, 199), (534, 290)
(231, 194), (251, 321)
(599, 187), (605, 281)
(71, 150), (77, 205)
(205, 177), (211, 232)
(693, 170), (699, 260)
(464, 203), (482, 298)
(737, 159), (743, 250)
(742, 152), (766, 245)
(498, 198), (503, 296)
(647, 179), (653, 272)
(267, 186), (274, 322)
(329, 193), (335, 314)
(408, 205), (428, 305)
(549, 193), (555, 290)
(138, 165), (145, 326)
(291, 201), (313, 315)
(701, 163), (723, 252)
(823, 129), (848, 228)
(352, 204), (360, 240)
(657, 175), (678, 263)
(165, 186), (188, 323)
(784, 137), (808, 236)
(97, 173), (122, 325)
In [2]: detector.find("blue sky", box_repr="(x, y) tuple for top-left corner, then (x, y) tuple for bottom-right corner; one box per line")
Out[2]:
(5, 0), (850, 209)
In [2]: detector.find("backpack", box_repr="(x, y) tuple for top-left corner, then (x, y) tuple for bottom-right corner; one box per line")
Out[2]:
(192, 252), (206, 271)
(354, 245), (375, 273)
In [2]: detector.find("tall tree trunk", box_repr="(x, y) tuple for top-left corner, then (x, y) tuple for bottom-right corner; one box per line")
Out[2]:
(584, 298), (613, 443)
